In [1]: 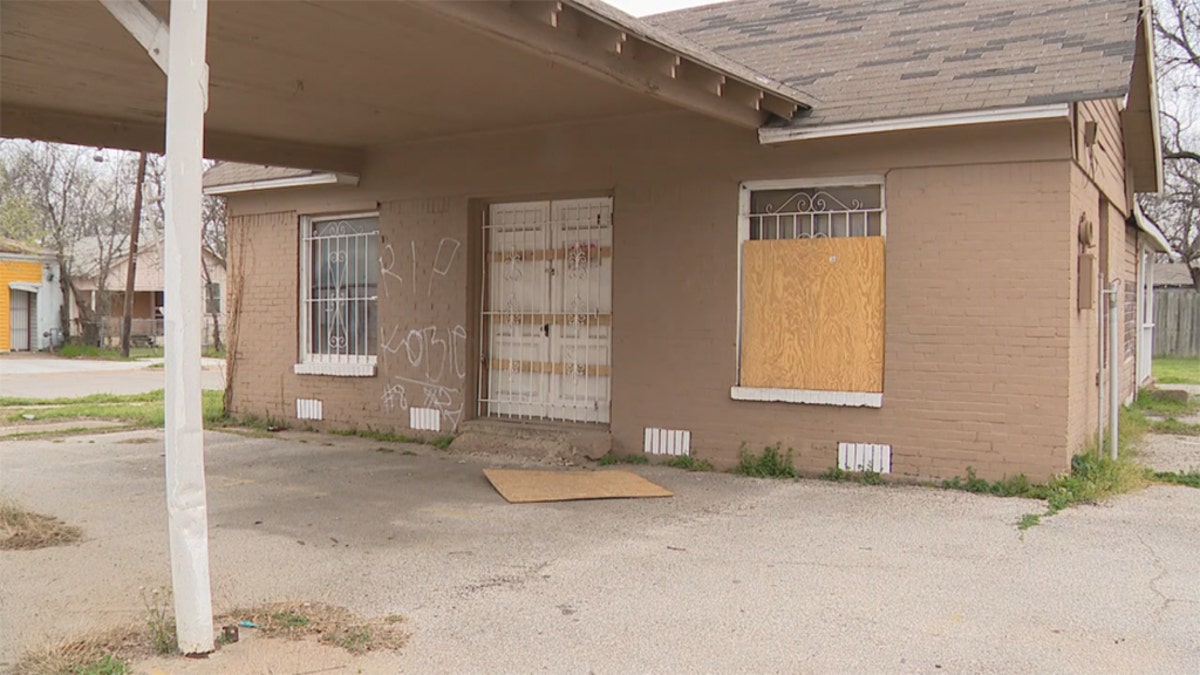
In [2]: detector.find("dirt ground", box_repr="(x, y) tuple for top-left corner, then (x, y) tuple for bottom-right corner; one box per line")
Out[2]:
(2, 428), (1199, 674)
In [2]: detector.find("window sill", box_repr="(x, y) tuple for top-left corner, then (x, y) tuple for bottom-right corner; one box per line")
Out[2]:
(294, 362), (376, 377)
(730, 387), (882, 408)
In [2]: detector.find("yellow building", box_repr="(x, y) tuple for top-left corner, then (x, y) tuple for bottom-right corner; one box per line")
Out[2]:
(0, 238), (61, 351)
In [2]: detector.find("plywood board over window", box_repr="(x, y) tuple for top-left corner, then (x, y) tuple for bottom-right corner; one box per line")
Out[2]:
(740, 236), (885, 392)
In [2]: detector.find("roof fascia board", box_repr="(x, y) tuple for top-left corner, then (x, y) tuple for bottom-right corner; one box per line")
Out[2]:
(1142, 1), (1163, 192)
(758, 104), (1071, 144)
(416, 1), (799, 129)
(1132, 202), (1175, 256)
(202, 172), (358, 196)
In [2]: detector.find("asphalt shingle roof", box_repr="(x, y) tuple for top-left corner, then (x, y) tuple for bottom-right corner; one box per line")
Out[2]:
(650, 0), (1143, 127)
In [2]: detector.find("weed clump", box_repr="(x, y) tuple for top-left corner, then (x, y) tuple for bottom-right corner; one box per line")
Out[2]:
(659, 455), (714, 472)
(733, 444), (797, 479)
(0, 500), (83, 550)
(598, 453), (650, 466)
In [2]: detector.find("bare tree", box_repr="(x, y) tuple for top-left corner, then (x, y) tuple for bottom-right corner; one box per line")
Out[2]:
(0, 142), (141, 344)
(1143, 0), (1200, 289)
(200, 184), (227, 352)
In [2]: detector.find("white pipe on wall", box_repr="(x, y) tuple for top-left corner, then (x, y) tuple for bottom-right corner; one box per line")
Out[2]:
(163, 0), (214, 655)
(1097, 267), (1105, 457)
(1107, 280), (1121, 461)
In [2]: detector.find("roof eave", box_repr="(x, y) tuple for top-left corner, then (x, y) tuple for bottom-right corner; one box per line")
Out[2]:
(1132, 202), (1175, 257)
(418, 1), (808, 130)
(1123, 1), (1164, 194)
(203, 172), (359, 196)
(758, 103), (1070, 144)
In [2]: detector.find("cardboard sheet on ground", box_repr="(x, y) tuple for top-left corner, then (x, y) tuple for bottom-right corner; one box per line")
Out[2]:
(483, 469), (673, 503)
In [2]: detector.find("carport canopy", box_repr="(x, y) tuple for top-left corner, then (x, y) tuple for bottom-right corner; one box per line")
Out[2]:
(2, 0), (808, 173)
(0, 0), (809, 656)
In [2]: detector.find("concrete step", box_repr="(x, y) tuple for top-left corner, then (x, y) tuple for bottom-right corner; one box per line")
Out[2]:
(451, 419), (611, 463)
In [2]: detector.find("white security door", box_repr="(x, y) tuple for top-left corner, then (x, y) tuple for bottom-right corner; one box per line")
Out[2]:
(483, 198), (612, 423)
(9, 290), (31, 351)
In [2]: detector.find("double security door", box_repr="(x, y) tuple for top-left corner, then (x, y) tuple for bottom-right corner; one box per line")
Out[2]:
(481, 198), (612, 423)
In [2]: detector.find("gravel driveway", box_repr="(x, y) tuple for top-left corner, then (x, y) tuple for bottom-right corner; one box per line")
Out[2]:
(2, 429), (1198, 673)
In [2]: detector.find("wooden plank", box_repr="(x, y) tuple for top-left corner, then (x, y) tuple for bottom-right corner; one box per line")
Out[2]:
(740, 236), (885, 392)
(482, 313), (611, 327)
(483, 469), (672, 503)
(489, 245), (613, 263)
(490, 358), (610, 377)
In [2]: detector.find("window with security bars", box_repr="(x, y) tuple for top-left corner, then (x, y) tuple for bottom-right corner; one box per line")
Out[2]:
(749, 184), (882, 240)
(300, 214), (379, 366)
(737, 180), (886, 403)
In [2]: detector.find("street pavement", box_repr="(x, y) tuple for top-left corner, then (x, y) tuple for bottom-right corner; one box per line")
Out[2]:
(0, 354), (224, 398)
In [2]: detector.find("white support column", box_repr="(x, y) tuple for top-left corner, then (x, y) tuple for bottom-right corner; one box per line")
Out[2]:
(163, 0), (213, 655)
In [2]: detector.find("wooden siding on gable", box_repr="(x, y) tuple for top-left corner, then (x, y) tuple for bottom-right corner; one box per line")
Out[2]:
(1076, 99), (1128, 215)
(740, 237), (885, 393)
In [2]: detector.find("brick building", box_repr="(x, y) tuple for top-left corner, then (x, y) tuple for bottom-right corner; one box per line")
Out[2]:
(2, 0), (1166, 481)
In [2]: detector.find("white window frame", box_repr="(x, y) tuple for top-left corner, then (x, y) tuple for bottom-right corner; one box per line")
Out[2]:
(733, 176), (886, 407)
(295, 211), (379, 377)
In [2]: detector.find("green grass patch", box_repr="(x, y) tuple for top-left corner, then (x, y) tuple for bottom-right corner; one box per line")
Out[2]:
(2, 389), (224, 428)
(202, 347), (227, 359)
(659, 455), (714, 472)
(598, 453), (650, 466)
(330, 427), (454, 449)
(732, 443), (797, 479)
(940, 408), (1164, 529)
(1148, 418), (1200, 436)
(57, 344), (162, 360)
(271, 611), (310, 628)
(1153, 470), (1200, 488)
(1153, 357), (1200, 385)
(0, 391), (164, 407)
(76, 654), (131, 675)
(1131, 388), (1199, 416)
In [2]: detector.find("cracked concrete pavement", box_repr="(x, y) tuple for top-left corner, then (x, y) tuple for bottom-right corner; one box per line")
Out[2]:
(2, 428), (1199, 673)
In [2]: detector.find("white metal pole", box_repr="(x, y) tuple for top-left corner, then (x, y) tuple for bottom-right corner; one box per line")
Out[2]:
(1097, 268), (1105, 458)
(163, 0), (214, 654)
(1108, 280), (1120, 461)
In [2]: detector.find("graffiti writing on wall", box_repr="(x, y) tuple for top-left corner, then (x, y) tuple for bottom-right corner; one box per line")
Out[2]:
(377, 233), (467, 430)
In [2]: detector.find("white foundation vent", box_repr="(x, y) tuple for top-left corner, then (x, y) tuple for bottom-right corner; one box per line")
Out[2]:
(838, 442), (892, 473)
(296, 398), (324, 421)
(409, 407), (442, 432)
(644, 427), (691, 456)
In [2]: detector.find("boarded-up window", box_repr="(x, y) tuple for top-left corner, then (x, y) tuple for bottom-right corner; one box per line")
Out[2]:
(740, 183), (885, 395)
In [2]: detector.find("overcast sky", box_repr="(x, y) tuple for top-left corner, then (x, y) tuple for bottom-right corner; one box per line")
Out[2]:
(606, 0), (723, 17)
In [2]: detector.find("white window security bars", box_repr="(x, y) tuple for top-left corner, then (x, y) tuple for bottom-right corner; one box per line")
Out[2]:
(479, 198), (613, 424)
(749, 184), (883, 240)
(300, 213), (379, 366)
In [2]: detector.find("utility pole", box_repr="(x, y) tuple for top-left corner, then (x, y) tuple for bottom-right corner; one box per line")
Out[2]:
(119, 151), (148, 358)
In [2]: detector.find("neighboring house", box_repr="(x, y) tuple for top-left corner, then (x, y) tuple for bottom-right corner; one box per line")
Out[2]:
(1154, 262), (1199, 289)
(0, 238), (62, 352)
(1152, 263), (1200, 358)
(70, 236), (227, 347)
(3, 0), (1165, 482)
